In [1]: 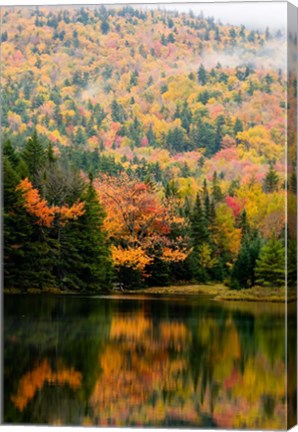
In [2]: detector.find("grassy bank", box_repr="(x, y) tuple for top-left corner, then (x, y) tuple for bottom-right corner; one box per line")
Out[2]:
(4, 284), (296, 303)
(127, 284), (296, 303)
(127, 284), (227, 296)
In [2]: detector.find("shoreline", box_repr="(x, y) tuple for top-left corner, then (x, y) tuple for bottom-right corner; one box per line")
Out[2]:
(3, 284), (296, 303)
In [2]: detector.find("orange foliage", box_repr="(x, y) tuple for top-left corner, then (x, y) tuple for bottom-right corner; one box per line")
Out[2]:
(111, 245), (152, 272)
(17, 178), (57, 228)
(161, 247), (188, 263)
(11, 360), (82, 412)
(96, 174), (187, 273)
(17, 178), (85, 228)
(59, 201), (85, 225)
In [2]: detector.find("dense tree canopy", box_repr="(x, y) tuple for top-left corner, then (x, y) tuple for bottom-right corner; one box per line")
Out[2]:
(2, 5), (291, 291)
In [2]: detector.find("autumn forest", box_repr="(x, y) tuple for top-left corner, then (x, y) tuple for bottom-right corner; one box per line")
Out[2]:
(2, 5), (295, 292)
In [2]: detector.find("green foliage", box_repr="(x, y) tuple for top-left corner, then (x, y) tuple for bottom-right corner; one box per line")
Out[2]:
(255, 238), (285, 287)
(1, 7), (290, 293)
(166, 127), (192, 153)
(212, 171), (223, 202)
(4, 133), (113, 292)
(263, 165), (279, 193)
(100, 19), (110, 34)
(198, 64), (207, 85)
(21, 131), (46, 184)
(111, 100), (127, 123)
(57, 181), (113, 291)
(188, 194), (211, 282)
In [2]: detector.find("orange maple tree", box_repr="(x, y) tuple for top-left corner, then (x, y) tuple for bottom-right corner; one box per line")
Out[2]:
(16, 178), (85, 228)
(95, 174), (187, 274)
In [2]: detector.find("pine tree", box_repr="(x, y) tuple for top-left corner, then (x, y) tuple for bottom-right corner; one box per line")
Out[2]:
(212, 171), (223, 202)
(190, 194), (209, 244)
(22, 131), (45, 184)
(147, 124), (156, 147)
(263, 165), (279, 193)
(100, 19), (110, 34)
(215, 115), (225, 147)
(203, 179), (211, 221)
(3, 157), (54, 290)
(231, 211), (261, 289)
(239, 209), (249, 236)
(231, 241), (251, 289)
(198, 64), (207, 85)
(111, 100), (126, 123)
(234, 118), (243, 139)
(3, 139), (19, 167)
(188, 194), (209, 281)
(57, 178), (113, 291)
(255, 238), (285, 287)
(231, 235), (261, 289)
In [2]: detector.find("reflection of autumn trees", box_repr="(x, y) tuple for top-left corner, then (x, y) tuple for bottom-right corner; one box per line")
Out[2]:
(11, 360), (82, 411)
(89, 305), (286, 428)
(5, 296), (286, 428)
(90, 314), (196, 426)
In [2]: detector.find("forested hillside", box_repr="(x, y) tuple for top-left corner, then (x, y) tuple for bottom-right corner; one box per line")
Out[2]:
(2, 6), (294, 291)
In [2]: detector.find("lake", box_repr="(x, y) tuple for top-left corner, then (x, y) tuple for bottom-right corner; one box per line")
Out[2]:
(3, 293), (289, 428)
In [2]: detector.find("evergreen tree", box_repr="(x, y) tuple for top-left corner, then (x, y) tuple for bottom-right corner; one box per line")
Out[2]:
(22, 131), (45, 184)
(263, 164), (279, 193)
(166, 127), (191, 153)
(188, 194), (209, 281)
(146, 124), (157, 147)
(3, 140), (19, 167)
(215, 115), (225, 147)
(100, 19), (110, 34)
(255, 238), (285, 287)
(3, 157), (55, 290)
(180, 101), (192, 132)
(198, 64), (207, 85)
(191, 194), (209, 244)
(231, 210), (261, 289)
(57, 178), (113, 291)
(111, 99), (126, 123)
(191, 121), (217, 156)
(212, 171), (223, 202)
(130, 69), (139, 87)
(231, 234), (261, 289)
(234, 118), (243, 139)
(203, 179), (211, 221)
(239, 209), (249, 236)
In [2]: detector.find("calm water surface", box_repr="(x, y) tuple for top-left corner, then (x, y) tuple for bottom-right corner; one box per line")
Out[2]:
(4, 294), (288, 428)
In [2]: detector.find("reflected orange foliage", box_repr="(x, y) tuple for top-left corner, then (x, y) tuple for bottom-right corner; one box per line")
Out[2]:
(11, 360), (82, 412)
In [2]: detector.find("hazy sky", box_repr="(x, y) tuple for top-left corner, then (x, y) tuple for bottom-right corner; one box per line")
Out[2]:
(1, 0), (287, 31)
(148, 2), (287, 31)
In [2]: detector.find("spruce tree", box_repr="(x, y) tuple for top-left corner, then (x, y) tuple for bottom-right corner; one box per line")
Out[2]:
(234, 118), (243, 138)
(3, 157), (54, 290)
(239, 209), (249, 236)
(255, 238), (285, 287)
(3, 139), (19, 167)
(22, 131), (45, 184)
(203, 179), (211, 221)
(263, 165), (279, 193)
(212, 171), (223, 202)
(189, 194), (209, 281)
(231, 236), (261, 289)
(58, 178), (113, 291)
(231, 212), (261, 289)
(198, 64), (207, 85)
(191, 194), (208, 242)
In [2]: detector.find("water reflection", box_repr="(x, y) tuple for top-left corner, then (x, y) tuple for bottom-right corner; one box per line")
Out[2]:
(4, 295), (287, 428)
